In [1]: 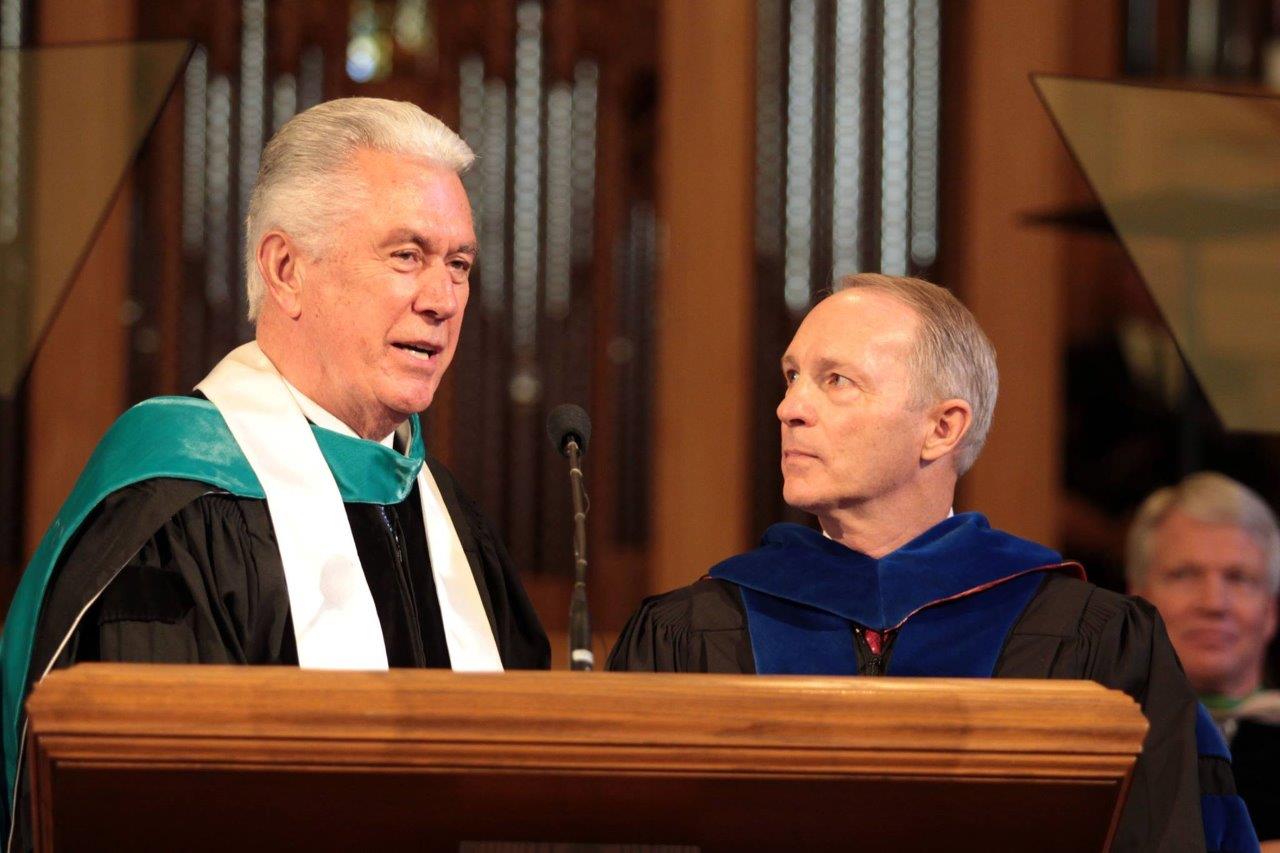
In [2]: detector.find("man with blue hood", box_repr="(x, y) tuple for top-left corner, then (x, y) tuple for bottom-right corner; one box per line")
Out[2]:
(608, 273), (1256, 852)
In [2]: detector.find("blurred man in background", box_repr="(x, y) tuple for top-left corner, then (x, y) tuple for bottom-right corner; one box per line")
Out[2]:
(1129, 472), (1280, 843)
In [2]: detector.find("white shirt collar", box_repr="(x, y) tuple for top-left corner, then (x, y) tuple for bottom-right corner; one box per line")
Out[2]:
(281, 379), (398, 450)
(821, 507), (955, 541)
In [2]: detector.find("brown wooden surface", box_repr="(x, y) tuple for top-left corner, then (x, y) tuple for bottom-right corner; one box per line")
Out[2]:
(21, 0), (138, 567)
(651, 0), (756, 595)
(942, 0), (1121, 547)
(27, 666), (1146, 851)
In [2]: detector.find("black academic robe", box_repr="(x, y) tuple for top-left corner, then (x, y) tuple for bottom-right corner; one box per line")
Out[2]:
(1230, 719), (1280, 841)
(608, 573), (1238, 853)
(38, 458), (549, 671)
(9, 458), (548, 852)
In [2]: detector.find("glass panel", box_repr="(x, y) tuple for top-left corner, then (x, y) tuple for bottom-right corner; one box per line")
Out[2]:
(1036, 75), (1280, 434)
(0, 40), (191, 397)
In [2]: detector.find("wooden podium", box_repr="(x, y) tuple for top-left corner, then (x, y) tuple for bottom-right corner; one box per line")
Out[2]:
(24, 665), (1147, 851)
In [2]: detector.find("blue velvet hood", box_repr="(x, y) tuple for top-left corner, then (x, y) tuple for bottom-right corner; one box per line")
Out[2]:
(709, 512), (1081, 676)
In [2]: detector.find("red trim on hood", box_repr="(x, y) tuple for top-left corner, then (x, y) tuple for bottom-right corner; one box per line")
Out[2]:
(885, 561), (1086, 632)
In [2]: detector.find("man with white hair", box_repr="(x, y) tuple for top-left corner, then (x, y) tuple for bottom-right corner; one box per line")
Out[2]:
(0, 98), (549, 841)
(610, 274), (1257, 852)
(1128, 472), (1280, 843)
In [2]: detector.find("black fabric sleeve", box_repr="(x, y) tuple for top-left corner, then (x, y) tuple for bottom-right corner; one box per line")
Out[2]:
(1078, 591), (1206, 852)
(606, 579), (756, 673)
(470, 506), (551, 670)
(1000, 576), (1210, 851)
(1229, 720), (1280, 841)
(607, 597), (683, 672)
(62, 489), (296, 667)
(428, 460), (550, 670)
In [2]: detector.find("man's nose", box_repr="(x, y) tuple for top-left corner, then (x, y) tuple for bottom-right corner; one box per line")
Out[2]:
(777, 383), (815, 426)
(1195, 573), (1230, 613)
(412, 261), (460, 319)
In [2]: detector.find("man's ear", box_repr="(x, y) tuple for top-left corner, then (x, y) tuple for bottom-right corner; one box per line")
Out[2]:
(257, 230), (306, 319)
(921, 398), (972, 464)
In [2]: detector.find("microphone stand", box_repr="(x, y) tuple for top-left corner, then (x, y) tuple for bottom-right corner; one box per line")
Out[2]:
(565, 438), (593, 670)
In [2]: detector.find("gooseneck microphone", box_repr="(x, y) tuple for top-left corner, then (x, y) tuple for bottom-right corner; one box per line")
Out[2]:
(546, 404), (594, 671)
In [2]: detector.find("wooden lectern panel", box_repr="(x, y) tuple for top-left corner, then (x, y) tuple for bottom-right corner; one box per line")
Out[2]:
(25, 665), (1147, 851)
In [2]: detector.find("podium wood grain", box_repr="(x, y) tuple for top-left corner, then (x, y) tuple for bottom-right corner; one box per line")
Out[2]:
(25, 665), (1148, 851)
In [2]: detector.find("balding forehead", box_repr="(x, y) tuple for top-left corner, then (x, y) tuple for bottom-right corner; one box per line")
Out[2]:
(804, 289), (921, 345)
(820, 287), (922, 321)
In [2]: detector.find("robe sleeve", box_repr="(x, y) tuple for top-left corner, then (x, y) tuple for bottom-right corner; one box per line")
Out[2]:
(467, 506), (552, 670)
(1229, 718), (1280, 841)
(1080, 594), (1258, 853)
(56, 487), (295, 668)
(428, 466), (550, 671)
(607, 579), (756, 673)
(607, 596), (693, 672)
(12, 485), (295, 853)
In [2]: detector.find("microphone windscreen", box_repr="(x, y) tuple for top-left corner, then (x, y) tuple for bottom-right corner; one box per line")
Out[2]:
(546, 404), (592, 457)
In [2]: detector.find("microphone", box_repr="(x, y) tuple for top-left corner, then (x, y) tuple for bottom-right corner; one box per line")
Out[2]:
(546, 404), (593, 671)
(547, 403), (591, 458)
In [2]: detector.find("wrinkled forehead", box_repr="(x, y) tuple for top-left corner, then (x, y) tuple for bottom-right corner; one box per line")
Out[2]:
(346, 148), (466, 197)
(1151, 512), (1270, 571)
(341, 149), (476, 233)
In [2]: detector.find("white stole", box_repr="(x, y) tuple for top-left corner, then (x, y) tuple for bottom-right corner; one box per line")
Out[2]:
(196, 342), (503, 672)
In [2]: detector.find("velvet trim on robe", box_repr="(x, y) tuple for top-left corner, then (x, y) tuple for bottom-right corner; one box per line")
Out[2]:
(709, 514), (1083, 677)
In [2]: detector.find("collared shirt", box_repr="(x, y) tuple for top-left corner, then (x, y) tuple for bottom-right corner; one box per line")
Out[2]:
(282, 379), (402, 451)
(821, 507), (955, 541)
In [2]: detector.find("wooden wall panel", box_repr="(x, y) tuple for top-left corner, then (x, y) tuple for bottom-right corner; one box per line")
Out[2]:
(23, 0), (138, 559)
(943, 0), (1121, 547)
(650, 1), (755, 593)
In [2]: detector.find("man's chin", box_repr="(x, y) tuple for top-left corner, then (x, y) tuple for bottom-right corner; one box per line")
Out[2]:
(781, 484), (829, 516)
(379, 382), (439, 417)
(1183, 657), (1245, 694)
(368, 401), (428, 432)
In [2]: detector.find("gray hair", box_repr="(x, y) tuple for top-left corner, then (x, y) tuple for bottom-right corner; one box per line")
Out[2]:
(1126, 471), (1280, 594)
(833, 273), (998, 475)
(244, 97), (475, 320)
